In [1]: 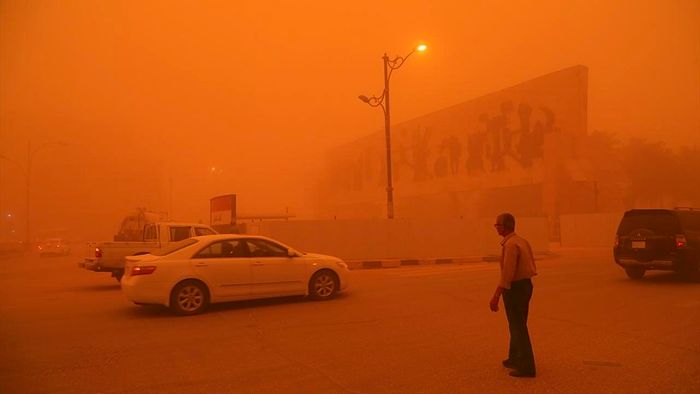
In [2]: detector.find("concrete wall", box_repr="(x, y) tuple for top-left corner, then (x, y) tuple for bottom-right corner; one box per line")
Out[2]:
(560, 212), (622, 247)
(243, 217), (549, 261)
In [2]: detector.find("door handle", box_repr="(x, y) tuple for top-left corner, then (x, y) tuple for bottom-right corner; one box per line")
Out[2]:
(195, 263), (208, 267)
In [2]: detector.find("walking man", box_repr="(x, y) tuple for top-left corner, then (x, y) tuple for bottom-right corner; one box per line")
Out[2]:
(489, 213), (537, 377)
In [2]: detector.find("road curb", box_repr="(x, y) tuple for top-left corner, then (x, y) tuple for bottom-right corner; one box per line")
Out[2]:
(346, 252), (557, 270)
(346, 256), (484, 270)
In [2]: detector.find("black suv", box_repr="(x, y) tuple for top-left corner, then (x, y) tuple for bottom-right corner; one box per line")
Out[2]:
(613, 208), (700, 279)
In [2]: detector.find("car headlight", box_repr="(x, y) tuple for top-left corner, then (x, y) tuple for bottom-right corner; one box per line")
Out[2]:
(336, 261), (348, 270)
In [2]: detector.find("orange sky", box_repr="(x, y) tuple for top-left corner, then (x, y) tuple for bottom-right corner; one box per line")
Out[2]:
(0, 0), (698, 236)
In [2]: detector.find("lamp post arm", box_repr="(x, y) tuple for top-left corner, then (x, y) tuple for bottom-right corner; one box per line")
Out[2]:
(385, 49), (416, 82)
(358, 93), (387, 115)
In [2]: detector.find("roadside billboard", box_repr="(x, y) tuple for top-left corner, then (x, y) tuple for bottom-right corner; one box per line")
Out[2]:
(210, 194), (237, 233)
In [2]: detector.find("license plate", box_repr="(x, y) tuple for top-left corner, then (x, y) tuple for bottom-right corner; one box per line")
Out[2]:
(632, 241), (646, 249)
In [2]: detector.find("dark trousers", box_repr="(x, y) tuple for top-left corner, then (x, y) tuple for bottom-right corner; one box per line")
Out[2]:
(502, 278), (536, 373)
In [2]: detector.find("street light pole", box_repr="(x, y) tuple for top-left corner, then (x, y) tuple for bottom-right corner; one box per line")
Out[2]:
(382, 53), (395, 219)
(359, 44), (426, 219)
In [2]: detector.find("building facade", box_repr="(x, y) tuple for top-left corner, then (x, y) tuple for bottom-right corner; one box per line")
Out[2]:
(319, 66), (593, 239)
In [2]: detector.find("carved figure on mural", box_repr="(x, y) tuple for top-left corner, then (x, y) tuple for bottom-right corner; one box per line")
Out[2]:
(467, 101), (556, 174)
(443, 134), (462, 175)
(411, 126), (432, 182)
(434, 134), (461, 178)
(466, 116), (488, 174)
(337, 100), (560, 194)
(434, 153), (448, 178)
(500, 101), (515, 158)
(516, 103), (535, 167)
(486, 112), (506, 172)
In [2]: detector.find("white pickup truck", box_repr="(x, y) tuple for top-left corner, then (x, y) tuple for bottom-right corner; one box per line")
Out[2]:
(79, 222), (217, 281)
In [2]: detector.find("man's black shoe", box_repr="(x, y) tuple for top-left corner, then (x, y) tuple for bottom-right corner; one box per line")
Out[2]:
(509, 370), (536, 378)
(502, 359), (519, 369)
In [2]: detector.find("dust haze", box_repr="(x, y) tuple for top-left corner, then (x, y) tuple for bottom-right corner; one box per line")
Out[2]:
(1, 0), (698, 241)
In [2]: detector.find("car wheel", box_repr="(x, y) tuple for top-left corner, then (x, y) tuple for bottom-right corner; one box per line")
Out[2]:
(625, 267), (645, 280)
(170, 280), (209, 315)
(308, 270), (338, 300)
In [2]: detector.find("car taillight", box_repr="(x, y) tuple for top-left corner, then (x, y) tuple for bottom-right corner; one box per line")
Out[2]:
(131, 266), (157, 276)
(675, 234), (687, 248)
(95, 247), (103, 258)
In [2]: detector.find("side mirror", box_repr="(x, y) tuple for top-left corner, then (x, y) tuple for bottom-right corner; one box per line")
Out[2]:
(288, 249), (299, 257)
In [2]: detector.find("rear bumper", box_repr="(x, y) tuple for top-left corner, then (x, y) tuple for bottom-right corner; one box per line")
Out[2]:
(616, 258), (675, 270)
(79, 259), (100, 271)
(78, 259), (121, 273)
(614, 253), (697, 271)
(121, 276), (170, 307)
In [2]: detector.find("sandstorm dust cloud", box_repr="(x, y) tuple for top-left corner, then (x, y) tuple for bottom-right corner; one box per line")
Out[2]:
(0, 1), (698, 241)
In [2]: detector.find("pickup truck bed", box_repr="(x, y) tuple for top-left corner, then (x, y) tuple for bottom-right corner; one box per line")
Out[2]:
(79, 222), (217, 281)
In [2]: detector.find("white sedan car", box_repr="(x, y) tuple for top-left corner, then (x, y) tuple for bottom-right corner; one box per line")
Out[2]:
(121, 234), (350, 315)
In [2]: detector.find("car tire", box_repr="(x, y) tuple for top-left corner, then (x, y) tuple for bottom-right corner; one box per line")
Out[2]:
(625, 267), (645, 280)
(170, 280), (209, 315)
(308, 270), (339, 300)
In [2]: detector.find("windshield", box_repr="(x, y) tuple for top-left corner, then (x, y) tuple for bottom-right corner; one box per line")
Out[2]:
(617, 210), (681, 236)
(152, 239), (198, 256)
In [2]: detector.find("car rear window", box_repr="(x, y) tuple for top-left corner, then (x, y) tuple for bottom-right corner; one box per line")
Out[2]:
(617, 210), (681, 236)
(194, 227), (216, 236)
(152, 239), (198, 256)
(170, 226), (192, 242)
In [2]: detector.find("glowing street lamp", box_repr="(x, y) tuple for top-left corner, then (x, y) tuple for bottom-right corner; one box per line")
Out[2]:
(358, 44), (427, 219)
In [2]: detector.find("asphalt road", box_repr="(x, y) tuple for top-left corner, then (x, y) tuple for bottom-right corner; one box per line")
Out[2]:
(1, 247), (698, 393)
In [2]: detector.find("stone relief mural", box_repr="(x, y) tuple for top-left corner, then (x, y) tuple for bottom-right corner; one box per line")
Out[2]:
(325, 65), (587, 200)
(342, 101), (559, 193)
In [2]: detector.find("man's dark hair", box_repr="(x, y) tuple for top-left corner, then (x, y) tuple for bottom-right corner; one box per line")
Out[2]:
(499, 213), (516, 231)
